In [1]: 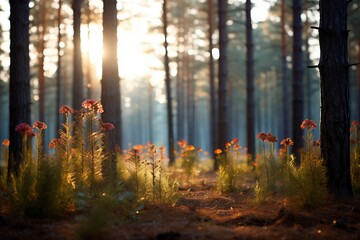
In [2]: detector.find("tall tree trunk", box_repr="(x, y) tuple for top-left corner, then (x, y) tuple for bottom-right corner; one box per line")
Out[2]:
(176, 40), (184, 144)
(319, 0), (352, 196)
(208, 0), (216, 161)
(186, 52), (195, 145)
(246, 0), (255, 162)
(56, 0), (63, 135)
(38, 2), (47, 123)
(163, 0), (175, 165)
(304, 13), (312, 119)
(292, 0), (304, 164)
(86, 0), (92, 99)
(280, 0), (289, 139)
(216, 0), (229, 169)
(9, 0), (31, 177)
(72, 0), (84, 110)
(102, 0), (122, 150)
(148, 81), (154, 143)
(357, 39), (360, 119)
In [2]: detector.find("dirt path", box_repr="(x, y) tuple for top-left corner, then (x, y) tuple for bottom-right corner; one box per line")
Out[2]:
(1, 172), (360, 240)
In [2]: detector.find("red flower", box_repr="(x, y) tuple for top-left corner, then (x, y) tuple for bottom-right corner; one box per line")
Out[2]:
(49, 138), (60, 149)
(266, 133), (278, 143)
(313, 139), (321, 146)
(59, 105), (75, 115)
(300, 119), (317, 130)
(280, 137), (293, 146)
(2, 139), (10, 147)
(15, 123), (32, 134)
(257, 132), (267, 141)
(352, 121), (360, 127)
(225, 142), (231, 148)
(33, 121), (47, 130)
(82, 99), (104, 113)
(177, 139), (187, 148)
(350, 138), (356, 145)
(231, 138), (239, 144)
(214, 149), (222, 154)
(26, 129), (36, 137)
(101, 122), (115, 131)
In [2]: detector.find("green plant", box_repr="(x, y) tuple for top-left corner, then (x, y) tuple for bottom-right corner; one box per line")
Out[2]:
(284, 119), (327, 208)
(216, 138), (249, 194)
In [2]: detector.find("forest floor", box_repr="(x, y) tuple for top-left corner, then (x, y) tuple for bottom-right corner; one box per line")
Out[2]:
(1, 171), (360, 240)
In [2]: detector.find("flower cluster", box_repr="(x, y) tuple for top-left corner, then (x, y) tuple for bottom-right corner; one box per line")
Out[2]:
(15, 123), (36, 136)
(257, 132), (277, 143)
(82, 99), (104, 113)
(48, 138), (61, 149)
(300, 119), (317, 130)
(101, 122), (115, 131)
(59, 105), (75, 115)
(33, 121), (47, 130)
(280, 137), (293, 146)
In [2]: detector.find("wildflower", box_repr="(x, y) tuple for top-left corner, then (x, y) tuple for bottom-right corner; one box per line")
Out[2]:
(300, 119), (317, 130)
(133, 144), (144, 151)
(214, 149), (222, 155)
(101, 122), (115, 131)
(59, 105), (75, 115)
(266, 133), (278, 143)
(2, 139), (10, 147)
(33, 121), (47, 130)
(225, 142), (231, 148)
(280, 137), (293, 146)
(15, 123), (32, 134)
(257, 132), (267, 141)
(186, 145), (195, 151)
(49, 138), (59, 148)
(148, 144), (156, 153)
(197, 148), (202, 152)
(82, 99), (104, 113)
(313, 139), (321, 146)
(177, 139), (187, 148)
(233, 144), (242, 151)
(26, 129), (36, 137)
(350, 138), (356, 144)
(352, 121), (360, 127)
(115, 144), (121, 153)
(231, 138), (239, 144)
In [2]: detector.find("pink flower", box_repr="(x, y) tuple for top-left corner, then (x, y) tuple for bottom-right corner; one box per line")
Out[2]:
(33, 121), (47, 130)
(257, 132), (267, 141)
(101, 122), (115, 131)
(59, 105), (75, 115)
(82, 99), (104, 113)
(300, 119), (317, 130)
(15, 123), (32, 134)
(231, 138), (239, 144)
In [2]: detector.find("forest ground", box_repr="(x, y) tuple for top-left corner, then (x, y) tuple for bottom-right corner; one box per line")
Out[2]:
(0, 171), (360, 240)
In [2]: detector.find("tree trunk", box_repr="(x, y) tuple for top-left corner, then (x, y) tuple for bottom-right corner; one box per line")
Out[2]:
(38, 2), (47, 123)
(280, 0), (289, 139)
(9, 0), (31, 177)
(72, 0), (84, 110)
(163, 0), (175, 165)
(357, 39), (360, 119)
(292, 0), (304, 164)
(86, 0), (92, 99)
(56, 0), (63, 135)
(246, 0), (255, 162)
(319, 0), (352, 196)
(208, 0), (217, 165)
(216, 0), (229, 169)
(102, 0), (122, 150)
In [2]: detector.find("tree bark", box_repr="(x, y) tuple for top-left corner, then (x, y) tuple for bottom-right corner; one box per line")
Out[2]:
(319, 0), (352, 196)
(216, 0), (229, 169)
(56, 0), (63, 135)
(246, 0), (255, 162)
(9, 0), (31, 177)
(208, 0), (217, 166)
(280, 0), (289, 139)
(102, 0), (122, 150)
(72, 0), (84, 110)
(38, 2), (47, 123)
(292, 0), (304, 164)
(163, 0), (175, 165)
